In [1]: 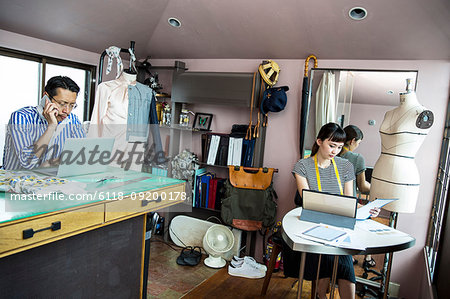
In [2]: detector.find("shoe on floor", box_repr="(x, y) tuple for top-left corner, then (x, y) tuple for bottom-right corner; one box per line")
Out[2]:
(231, 256), (268, 272)
(176, 246), (202, 266)
(228, 262), (266, 279)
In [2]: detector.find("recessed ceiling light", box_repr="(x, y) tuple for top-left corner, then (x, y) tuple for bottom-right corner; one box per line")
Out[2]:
(168, 17), (181, 28)
(349, 7), (367, 21)
(387, 90), (394, 95)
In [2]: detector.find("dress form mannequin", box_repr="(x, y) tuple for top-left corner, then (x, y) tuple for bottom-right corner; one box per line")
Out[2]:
(370, 80), (434, 213)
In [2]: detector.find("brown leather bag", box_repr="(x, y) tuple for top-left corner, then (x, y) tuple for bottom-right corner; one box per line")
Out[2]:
(229, 166), (274, 190)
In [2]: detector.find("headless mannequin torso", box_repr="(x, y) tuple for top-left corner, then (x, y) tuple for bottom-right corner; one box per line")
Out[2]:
(370, 82), (434, 213)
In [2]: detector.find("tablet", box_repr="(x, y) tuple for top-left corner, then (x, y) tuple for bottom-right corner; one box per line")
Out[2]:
(302, 225), (347, 242)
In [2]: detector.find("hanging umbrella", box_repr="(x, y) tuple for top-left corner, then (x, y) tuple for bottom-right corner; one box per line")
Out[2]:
(299, 55), (318, 158)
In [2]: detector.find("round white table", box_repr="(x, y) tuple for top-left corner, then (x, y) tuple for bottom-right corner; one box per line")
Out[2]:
(282, 207), (415, 299)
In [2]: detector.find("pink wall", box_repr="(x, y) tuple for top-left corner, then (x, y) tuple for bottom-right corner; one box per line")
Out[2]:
(1, 30), (449, 298)
(153, 58), (449, 299)
(349, 103), (398, 167)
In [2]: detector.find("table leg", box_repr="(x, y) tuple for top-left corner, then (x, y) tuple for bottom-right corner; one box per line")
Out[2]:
(383, 252), (394, 299)
(329, 256), (339, 299)
(314, 254), (322, 299)
(297, 252), (306, 299)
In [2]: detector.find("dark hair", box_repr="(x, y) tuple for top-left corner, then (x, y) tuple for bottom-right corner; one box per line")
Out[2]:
(311, 122), (346, 156)
(343, 125), (364, 144)
(44, 76), (80, 97)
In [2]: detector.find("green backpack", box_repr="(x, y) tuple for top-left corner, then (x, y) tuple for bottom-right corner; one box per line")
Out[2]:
(221, 166), (277, 231)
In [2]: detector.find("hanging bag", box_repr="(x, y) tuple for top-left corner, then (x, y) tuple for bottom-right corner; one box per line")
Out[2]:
(221, 166), (277, 231)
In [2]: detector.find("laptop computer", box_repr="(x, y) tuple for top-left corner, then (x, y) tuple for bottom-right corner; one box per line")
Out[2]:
(34, 137), (115, 178)
(300, 189), (358, 229)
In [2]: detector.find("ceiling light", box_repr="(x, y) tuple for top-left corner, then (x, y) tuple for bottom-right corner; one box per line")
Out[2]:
(168, 17), (181, 28)
(349, 7), (367, 21)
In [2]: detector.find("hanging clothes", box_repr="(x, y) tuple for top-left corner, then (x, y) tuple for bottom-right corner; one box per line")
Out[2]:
(89, 72), (163, 170)
(315, 71), (336, 136)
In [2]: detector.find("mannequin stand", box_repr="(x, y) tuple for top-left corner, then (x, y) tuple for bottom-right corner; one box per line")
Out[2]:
(356, 212), (399, 299)
(380, 212), (398, 299)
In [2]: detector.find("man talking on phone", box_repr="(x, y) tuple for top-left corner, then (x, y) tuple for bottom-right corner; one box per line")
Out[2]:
(2, 76), (86, 170)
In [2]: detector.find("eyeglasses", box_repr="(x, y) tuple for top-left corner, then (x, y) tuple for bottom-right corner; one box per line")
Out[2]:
(49, 95), (78, 110)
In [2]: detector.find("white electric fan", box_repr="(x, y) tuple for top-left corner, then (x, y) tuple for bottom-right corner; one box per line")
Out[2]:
(202, 224), (235, 268)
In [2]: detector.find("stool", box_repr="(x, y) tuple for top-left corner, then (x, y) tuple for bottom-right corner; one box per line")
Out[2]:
(260, 234), (317, 298)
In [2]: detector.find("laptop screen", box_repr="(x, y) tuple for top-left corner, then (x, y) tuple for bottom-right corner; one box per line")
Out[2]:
(302, 189), (357, 218)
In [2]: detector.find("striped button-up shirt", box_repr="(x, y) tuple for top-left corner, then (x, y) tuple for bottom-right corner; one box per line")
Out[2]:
(2, 106), (85, 170)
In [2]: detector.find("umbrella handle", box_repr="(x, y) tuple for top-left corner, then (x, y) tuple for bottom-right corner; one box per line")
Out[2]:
(304, 55), (318, 77)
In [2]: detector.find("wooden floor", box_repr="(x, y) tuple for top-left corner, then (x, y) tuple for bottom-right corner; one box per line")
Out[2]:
(182, 218), (390, 299)
(182, 254), (385, 299)
(183, 268), (311, 299)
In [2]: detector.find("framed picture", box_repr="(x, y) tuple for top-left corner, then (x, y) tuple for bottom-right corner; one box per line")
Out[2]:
(193, 113), (213, 131)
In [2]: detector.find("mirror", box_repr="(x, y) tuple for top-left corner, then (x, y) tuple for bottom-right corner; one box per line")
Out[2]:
(303, 68), (418, 167)
(302, 68), (418, 279)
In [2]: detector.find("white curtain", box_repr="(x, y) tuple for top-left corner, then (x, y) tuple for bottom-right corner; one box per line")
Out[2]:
(315, 71), (336, 136)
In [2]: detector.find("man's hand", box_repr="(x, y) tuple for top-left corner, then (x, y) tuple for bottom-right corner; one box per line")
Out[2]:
(43, 98), (59, 125)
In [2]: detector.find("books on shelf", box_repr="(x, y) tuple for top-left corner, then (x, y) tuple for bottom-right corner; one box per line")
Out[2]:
(193, 168), (226, 210)
(202, 133), (244, 166)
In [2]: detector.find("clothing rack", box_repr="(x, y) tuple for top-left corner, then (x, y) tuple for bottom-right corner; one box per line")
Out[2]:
(98, 41), (136, 84)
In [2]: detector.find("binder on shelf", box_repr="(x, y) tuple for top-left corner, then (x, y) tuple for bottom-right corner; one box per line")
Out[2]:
(227, 137), (235, 166)
(208, 178), (219, 209)
(215, 135), (229, 166)
(201, 134), (210, 163)
(232, 137), (243, 166)
(201, 173), (214, 208)
(193, 168), (207, 207)
(242, 138), (255, 167)
(207, 135), (221, 165)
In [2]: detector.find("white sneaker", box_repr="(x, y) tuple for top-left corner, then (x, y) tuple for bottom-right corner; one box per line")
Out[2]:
(231, 256), (268, 272)
(228, 262), (266, 279)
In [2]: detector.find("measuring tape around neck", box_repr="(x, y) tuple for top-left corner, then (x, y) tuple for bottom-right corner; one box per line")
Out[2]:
(314, 154), (343, 195)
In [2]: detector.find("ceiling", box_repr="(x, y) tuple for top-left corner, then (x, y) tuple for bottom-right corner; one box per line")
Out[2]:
(0, 0), (449, 61)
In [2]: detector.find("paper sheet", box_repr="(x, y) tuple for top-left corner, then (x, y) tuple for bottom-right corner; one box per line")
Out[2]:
(357, 219), (409, 237)
(334, 233), (366, 250)
(356, 198), (397, 220)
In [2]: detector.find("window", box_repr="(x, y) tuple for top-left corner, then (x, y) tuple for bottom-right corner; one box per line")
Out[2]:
(0, 47), (96, 164)
(426, 102), (450, 287)
(45, 63), (88, 121)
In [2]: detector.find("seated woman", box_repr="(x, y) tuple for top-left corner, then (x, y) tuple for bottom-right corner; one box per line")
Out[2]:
(292, 122), (379, 299)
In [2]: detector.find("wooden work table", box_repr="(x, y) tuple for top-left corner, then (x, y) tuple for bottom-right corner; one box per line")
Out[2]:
(0, 167), (186, 298)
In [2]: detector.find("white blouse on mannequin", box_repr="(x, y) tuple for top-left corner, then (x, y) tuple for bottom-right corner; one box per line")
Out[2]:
(88, 71), (144, 170)
(370, 89), (434, 213)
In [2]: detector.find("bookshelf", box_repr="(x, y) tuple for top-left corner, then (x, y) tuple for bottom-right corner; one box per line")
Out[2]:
(159, 63), (269, 243)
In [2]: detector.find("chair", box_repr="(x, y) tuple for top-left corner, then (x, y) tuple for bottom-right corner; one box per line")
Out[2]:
(357, 259), (383, 298)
